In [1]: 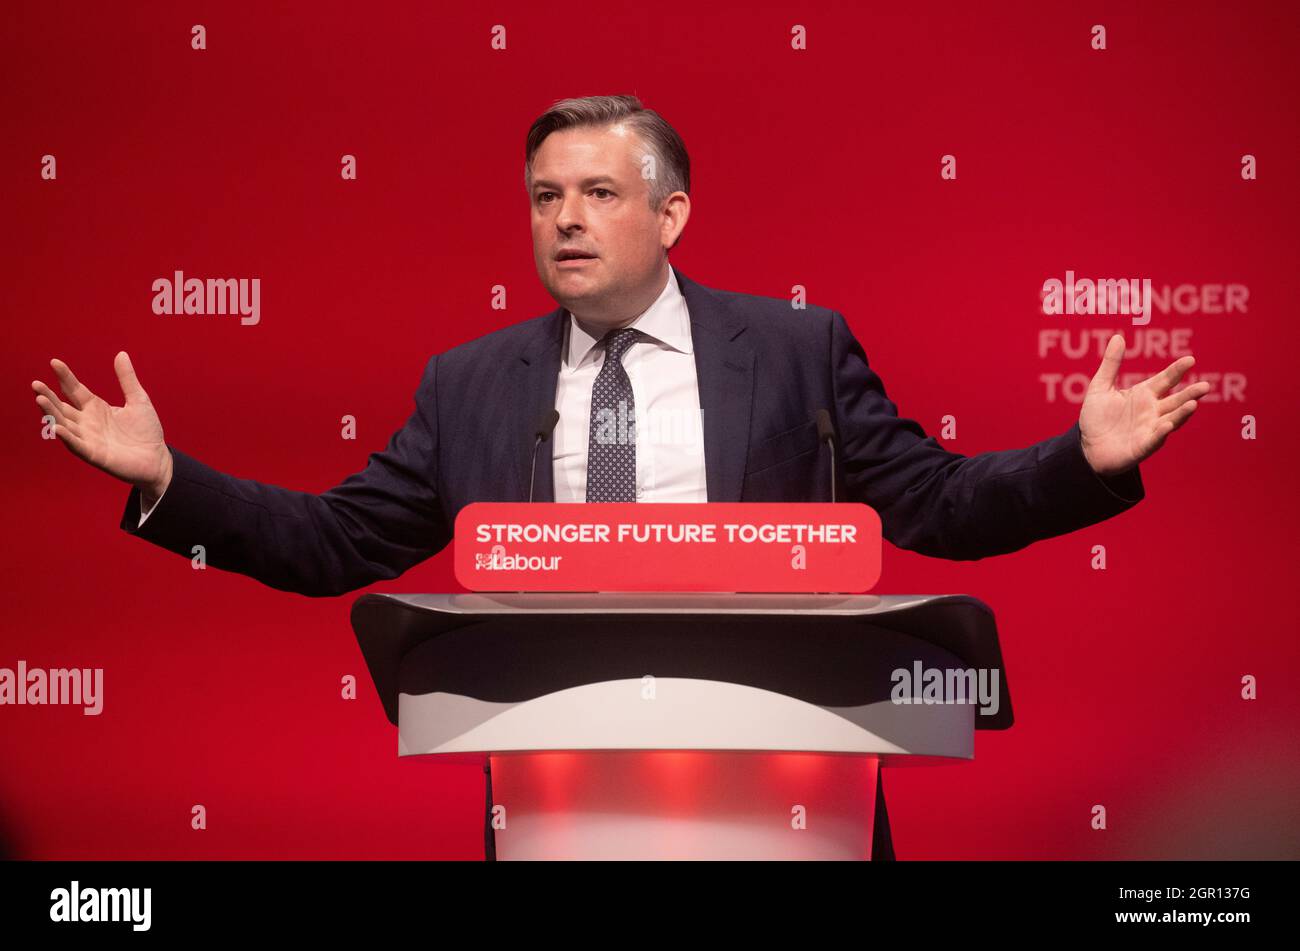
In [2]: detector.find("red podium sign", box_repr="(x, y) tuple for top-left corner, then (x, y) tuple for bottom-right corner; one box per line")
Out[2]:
(454, 502), (881, 593)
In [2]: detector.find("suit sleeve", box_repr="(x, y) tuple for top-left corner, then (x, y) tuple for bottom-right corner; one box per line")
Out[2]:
(829, 311), (1144, 560)
(119, 355), (450, 597)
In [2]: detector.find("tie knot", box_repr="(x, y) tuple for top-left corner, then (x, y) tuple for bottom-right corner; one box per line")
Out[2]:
(601, 327), (642, 363)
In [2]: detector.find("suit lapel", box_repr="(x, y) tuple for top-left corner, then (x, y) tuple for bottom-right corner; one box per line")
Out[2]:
(513, 307), (565, 502)
(674, 266), (754, 502)
(514, 266), (754, 504)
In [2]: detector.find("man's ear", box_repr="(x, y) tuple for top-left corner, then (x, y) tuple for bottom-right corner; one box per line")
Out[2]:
(661, 192), (690, 251)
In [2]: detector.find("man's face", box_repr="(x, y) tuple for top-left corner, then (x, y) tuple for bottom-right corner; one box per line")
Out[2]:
(529, 123), (677, 327)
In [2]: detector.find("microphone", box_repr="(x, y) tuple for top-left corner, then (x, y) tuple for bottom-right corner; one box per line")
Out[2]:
(815, 408), (837, 503)
(499, 409), (558, 854)
(528, 408), (560, 503)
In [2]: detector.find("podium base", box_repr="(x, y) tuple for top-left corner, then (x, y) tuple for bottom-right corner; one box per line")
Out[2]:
(488, 750), (878, 860)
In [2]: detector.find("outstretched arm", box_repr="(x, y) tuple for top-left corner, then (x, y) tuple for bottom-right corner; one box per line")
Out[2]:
(34, 351), (450, 598)
(829, 314), (1202, 560)
(120, 356), (450, 597)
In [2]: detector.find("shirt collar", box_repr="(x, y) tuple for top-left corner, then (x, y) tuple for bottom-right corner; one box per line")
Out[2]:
(564, 266), (693, 370)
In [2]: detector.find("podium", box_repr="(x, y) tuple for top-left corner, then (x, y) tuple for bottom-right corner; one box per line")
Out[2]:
(351, 592), (1012, 860)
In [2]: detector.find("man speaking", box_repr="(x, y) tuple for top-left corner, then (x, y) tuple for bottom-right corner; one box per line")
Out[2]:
(30, 94), (1209, 858)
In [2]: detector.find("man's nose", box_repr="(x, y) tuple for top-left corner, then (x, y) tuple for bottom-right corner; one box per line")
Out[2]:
(555, 195), (585, 232)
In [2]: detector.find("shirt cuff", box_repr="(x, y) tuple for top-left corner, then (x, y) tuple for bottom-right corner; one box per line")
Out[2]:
(1066, 421), (1144, 505)
(138, 484), (167, 526)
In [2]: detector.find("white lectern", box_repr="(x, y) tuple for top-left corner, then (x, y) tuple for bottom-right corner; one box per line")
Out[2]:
(351, 592), (1012, 860)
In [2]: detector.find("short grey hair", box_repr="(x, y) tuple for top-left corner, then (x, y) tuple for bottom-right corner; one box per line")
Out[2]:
(524, 94), (691, 214)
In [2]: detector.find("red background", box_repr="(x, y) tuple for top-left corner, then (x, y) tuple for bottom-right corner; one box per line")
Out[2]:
(3, 0), (1297, 859)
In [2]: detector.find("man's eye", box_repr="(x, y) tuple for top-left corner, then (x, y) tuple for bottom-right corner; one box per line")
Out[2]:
(593, 188), (612, 198)
(537, 192), (555, 203)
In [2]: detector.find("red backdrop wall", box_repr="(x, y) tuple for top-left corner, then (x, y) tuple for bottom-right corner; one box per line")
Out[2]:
(3, 0), (1297, 859)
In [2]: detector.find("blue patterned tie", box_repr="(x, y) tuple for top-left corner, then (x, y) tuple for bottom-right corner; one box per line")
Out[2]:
(586, 327), (642, 502)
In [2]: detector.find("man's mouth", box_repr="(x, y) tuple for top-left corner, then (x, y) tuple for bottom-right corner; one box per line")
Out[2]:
(555, 249), (598, 261)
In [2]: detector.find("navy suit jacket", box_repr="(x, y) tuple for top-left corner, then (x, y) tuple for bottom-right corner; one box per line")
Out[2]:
(122, 264), (1144, 597)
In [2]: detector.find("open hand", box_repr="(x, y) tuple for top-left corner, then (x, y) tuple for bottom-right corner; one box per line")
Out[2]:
(32, 352), (173, 497)
(1079, 334), (1211, 477)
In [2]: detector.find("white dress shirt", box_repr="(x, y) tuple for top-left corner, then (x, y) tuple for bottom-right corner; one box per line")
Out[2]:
(139, 267), (708, 527)
(552, 266), (707, 503)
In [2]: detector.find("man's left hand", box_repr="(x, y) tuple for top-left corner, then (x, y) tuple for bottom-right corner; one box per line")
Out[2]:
(1079, 333), (1212, 477)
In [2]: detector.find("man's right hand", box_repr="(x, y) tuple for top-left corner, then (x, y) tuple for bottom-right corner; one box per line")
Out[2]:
(32, 351), (174, 503)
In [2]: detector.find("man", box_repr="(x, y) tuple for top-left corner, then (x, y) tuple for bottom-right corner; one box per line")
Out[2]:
(31, 95), (1209, 859)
